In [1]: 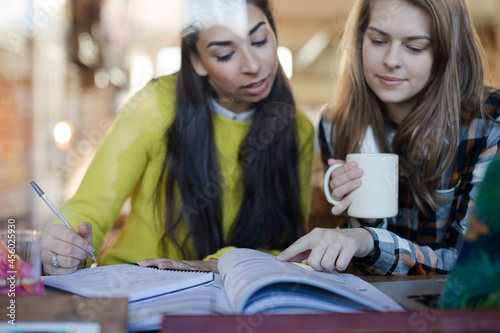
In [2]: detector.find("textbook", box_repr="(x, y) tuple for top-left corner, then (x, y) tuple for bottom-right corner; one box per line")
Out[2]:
(128, 248), (403, 332)
(42, 263), (214, 302)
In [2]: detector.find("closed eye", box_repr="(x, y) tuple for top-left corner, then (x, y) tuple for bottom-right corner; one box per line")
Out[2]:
(370, 38), (386, 46)
(252, 37), (269, 46)
(407, 46), (423, 53)
(216, 51), (235, 62)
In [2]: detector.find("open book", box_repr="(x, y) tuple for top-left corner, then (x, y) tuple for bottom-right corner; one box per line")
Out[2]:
(129, 248), (403, 332)
(42, 263), (214, 302)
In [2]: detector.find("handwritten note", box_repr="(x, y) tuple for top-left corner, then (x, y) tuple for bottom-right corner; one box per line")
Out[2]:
(43, 264), (214, 302)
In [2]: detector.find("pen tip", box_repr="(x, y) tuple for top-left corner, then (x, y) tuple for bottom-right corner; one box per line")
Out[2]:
(30, 181), (44, 196)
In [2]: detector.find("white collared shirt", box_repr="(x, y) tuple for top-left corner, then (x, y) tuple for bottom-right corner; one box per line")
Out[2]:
(210, 98), (255, 122)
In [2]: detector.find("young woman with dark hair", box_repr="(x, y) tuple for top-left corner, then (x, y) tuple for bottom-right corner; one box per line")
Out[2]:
(278, 0), (500, 275)
(41, 0), (314, 275)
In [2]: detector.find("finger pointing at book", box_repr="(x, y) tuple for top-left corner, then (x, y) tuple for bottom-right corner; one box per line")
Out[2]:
(41, 221), (95, 275)
(276, 228), (375, 272)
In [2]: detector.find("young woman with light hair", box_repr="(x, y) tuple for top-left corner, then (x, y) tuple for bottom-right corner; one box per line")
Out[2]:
(279, 0), (500, 275)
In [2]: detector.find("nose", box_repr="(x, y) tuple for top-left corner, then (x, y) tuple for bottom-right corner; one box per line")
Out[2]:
(240, 48), (260, 74)
(384, 44), (401, 70)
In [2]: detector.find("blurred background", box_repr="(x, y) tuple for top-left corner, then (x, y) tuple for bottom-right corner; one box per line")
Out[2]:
(1, 0), (499, 232)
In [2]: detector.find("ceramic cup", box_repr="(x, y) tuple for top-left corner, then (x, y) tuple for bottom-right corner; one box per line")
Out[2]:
(323, 153), (399, 219)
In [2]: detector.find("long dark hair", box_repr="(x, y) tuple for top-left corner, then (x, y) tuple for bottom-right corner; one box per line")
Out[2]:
(156, 0), (304, 260)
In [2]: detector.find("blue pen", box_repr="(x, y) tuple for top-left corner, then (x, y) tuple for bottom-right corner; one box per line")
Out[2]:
(30, 181), (97, 262)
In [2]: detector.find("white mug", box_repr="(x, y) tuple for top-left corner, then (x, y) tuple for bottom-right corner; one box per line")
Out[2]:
(323, 153), (399, 219)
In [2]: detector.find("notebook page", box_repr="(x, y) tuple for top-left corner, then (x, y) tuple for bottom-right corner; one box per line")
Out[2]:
(42, 264), (214, 302)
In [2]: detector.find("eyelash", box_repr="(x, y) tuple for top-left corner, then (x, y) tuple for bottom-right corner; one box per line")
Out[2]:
(253, 37), (269, 46)
(216, 52), (235, 62)
(371, 39), (386, 46)
(407, 46), (423, 54)
(215, 37), (269, 62)
(370, 39), (424, 54)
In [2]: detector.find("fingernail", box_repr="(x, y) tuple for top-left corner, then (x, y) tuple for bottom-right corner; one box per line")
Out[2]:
(137, 260), (145, 266)
(87, 245), (95, 252)
(276, 254), (283, 260)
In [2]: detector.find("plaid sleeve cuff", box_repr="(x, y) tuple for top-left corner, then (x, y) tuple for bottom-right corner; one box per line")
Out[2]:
(356, 227), (417, 275)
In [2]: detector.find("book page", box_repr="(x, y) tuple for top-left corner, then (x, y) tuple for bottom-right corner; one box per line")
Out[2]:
(128, 274), (231, 332)
(218, 249), (403, 313)
(42, 264), (214, 302)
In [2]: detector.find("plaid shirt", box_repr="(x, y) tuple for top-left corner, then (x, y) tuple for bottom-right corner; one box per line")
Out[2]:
(318, 89), (500, 275)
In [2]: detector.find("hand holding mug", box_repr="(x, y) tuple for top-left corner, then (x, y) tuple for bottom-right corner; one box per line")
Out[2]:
(324, 159), (364, 216)
(324, 154), (399, 219)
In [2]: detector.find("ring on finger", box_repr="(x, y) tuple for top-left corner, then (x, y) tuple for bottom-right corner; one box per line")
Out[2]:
(52, 254), (60, 268)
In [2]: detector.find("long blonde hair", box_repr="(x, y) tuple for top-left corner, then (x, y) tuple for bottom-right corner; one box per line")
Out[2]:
(328, 0), (488, 214)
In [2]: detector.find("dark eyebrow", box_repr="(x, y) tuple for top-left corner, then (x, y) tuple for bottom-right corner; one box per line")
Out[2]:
(207, 41), (232, 48)
(249, 21), (266, 36)
(206, 21), (267, 48)
(367, 26), (431, 41)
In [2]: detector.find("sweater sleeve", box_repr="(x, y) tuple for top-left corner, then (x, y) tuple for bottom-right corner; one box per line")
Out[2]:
(296, 110), (316, 222)
(203, 247), (283, 261)
(56, 78), (170, 262)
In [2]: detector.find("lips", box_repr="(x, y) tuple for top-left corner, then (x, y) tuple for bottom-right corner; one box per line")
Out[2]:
(378, 75), (406, 87)
(243, 79), (265, 88)
(241, 78), (268, 95)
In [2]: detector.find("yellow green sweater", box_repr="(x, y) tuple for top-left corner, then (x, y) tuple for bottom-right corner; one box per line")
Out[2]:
(58, 75), (315, 266)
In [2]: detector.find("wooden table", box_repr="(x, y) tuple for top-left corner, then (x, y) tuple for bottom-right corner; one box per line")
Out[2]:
(0, 294), (128, 333)
(161, 310), (500, 333)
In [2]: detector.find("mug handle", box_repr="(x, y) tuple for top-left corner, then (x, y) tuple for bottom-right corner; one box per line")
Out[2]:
(323, 164), (343, 205)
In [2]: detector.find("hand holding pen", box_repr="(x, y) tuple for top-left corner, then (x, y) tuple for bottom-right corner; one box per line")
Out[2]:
(31, 181), (97, 274)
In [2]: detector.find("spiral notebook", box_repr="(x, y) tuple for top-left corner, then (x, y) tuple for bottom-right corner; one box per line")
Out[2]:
(42, 264), (214, 302)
